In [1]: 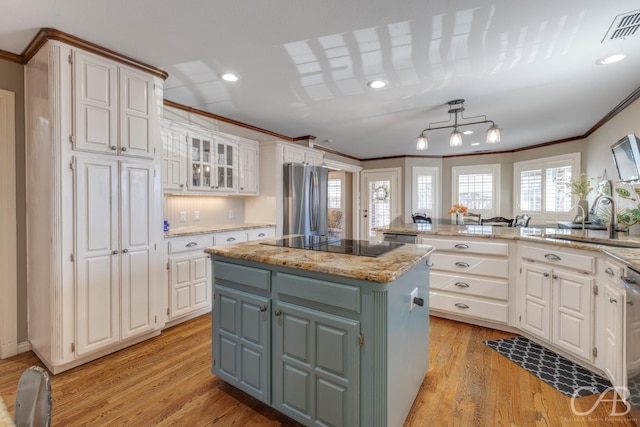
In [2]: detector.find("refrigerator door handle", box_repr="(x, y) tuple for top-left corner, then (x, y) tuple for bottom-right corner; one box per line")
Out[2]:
(309, 170), (317, 232)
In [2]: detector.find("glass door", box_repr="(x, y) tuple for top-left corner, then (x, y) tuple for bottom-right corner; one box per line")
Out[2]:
(188, 134), (215, 191)
(361, 169), (400, 238)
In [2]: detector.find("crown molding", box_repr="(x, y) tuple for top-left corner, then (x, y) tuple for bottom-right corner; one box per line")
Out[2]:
(21, 28), (168, 80)
(0, 49), (21, 64)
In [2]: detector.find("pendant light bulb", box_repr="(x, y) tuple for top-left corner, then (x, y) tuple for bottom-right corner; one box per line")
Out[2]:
(416, 135), (428, 151)
(486, 124), (501, 144)
(449, 128), (463, 147)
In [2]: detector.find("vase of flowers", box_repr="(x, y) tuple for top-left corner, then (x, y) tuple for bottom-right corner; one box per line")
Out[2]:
(448, 204), (468, 225)
(568, 173), (593, 220)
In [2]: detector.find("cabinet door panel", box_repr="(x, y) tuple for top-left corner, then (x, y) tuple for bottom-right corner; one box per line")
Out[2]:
(552, 271), (593, 360)
(213, 286), (270, 404)
(73, 51), (118, 154)
(119, 67), (153, 158)
(274, 301), (360, 427)
(520, 263), (551, 340)
(120, 162), (155, 339)
(75, 158), (120, 355)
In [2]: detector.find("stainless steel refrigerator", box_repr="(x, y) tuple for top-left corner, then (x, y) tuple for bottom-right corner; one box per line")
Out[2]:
(283, 163), (328, 236)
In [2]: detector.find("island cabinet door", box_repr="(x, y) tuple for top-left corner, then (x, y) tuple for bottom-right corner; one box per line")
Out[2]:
(273, 300), (360, 427)
(212, 285), (271, 404)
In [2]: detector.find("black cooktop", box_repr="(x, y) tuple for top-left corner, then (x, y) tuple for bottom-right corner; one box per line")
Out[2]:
(261, 236), (404, 257)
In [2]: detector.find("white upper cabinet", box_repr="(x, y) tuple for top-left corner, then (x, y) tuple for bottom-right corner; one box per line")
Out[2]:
(73, 50), (154, 159)
(161, 123), (187, 191)
(283, 143), (323, 166)
(238, 138), (259, 195)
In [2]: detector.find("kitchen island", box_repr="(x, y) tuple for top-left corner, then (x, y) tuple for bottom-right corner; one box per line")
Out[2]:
(205, 238), (435, 427)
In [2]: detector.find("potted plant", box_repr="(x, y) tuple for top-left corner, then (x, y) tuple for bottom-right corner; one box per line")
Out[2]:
(568, 174), (593, 218)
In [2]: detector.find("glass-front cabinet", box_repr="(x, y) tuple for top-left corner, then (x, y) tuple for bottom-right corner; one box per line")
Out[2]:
(187, 132), (236, 192)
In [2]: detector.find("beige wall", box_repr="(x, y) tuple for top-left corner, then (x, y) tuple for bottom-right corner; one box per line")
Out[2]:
(0, 58), (26, 342)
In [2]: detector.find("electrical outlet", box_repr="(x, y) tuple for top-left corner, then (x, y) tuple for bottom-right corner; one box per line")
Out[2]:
(410, 288), (418, 311)
(228, 209), (234, 219)
(194, 211), (200, 222)
(179, 211), (187, 223)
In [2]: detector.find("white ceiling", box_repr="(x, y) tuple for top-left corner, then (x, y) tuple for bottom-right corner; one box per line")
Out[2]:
(3, 0), (640, 158)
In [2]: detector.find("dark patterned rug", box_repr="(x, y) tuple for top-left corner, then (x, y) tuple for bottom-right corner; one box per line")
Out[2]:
(484, 336), (611, 397)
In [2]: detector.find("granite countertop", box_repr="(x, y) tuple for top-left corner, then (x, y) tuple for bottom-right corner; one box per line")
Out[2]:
(205, 239), (435, 283)
(374, 223), (640, 271)
(165, 223), (275, 237)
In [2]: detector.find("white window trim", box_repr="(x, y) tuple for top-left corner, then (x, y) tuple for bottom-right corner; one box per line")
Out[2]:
(513, 152), (581, 226)
(410, 166), (439, 222)
(451, 164), (501, 222)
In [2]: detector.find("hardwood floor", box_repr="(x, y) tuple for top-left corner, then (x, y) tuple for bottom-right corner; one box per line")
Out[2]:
(0, 314), (636, 426)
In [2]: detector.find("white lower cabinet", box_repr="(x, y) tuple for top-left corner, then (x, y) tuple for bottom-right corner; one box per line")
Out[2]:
(600, 259), (626, 389)
(423, 236), (511, 325)
(519, 244), (596, 362)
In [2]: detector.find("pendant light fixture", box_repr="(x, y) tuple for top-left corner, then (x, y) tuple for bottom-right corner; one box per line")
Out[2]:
(416, 99), (502, 150)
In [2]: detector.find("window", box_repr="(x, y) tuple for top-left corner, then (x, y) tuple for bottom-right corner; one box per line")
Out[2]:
(514, 153), (580, 225)
(411, 167), (439, 220)
(452, 165), (500, 219)
(328, 178), (342, 209)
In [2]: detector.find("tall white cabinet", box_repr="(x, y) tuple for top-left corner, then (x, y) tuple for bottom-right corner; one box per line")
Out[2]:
(25, 37), (165, 373)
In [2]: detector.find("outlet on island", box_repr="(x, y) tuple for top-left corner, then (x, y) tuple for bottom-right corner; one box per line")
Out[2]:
(228, 209), (234, 219)
(179, 211), (187, 223)
(194, 211), (200, 222)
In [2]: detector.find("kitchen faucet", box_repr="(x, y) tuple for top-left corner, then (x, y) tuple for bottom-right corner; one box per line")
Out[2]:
(593, 195), (618, 239)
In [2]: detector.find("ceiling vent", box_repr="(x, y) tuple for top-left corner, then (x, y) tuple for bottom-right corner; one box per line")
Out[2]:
(602, 10), (640, 42)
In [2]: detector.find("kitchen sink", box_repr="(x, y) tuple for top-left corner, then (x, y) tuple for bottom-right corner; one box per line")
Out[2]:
(537, 233), (640, 248)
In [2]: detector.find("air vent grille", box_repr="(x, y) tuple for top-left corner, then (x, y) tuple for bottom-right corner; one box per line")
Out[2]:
(602, 10), (640, 42)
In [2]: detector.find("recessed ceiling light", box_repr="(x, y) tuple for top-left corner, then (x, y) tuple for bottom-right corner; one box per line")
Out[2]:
(471, 142), (480, 146)
(220, 73), (240, 82)
(597, 54), (627, 65)
(367, 80), (387, 89)
(463, 130), (474, 135)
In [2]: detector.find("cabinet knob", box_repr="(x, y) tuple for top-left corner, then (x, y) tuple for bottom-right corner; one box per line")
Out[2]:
(112, 250), (119, 255)
(123, 249), (129, 253)
(259, 305), (267, 312)
(274, 309), (282, 317)
(454, 303), (469, 309)
(110, 146), (117, 151)
(543, 272), (550, 277)
(455, 261), (470, 268)
(552, 274), (558, 279)
(179, 184), (185, 188)
(121, 147), (127, 151)
(610, 297), (618, 304)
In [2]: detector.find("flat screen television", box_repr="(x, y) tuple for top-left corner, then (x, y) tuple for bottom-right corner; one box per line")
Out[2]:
(611, 134), (640, 181)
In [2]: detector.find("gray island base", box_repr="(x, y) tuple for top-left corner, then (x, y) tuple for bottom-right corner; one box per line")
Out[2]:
(206, 240), (434, 427)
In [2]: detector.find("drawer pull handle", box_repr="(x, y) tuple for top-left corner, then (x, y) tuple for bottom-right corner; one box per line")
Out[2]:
(186, 242), (198, 247)
(544, 253), (561, 261)
(605, 267), (615, 277)
(274, 309), (282, 317)
(454, 282), (469, 288)
(454, 243), (469, 249)
(259, 305), (267, 312)
(258, 233), (266, 237)
(610, 298), (618, 304)
(226, 237), (236, 242)
(454, 303), (469, 309)
(455, 261), (470, 268)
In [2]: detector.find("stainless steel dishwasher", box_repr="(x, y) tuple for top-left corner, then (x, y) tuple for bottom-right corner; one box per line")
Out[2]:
(382, 233), (418, 244)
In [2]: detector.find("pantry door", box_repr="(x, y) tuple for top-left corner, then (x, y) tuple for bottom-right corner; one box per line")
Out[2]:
(361, 168), (400, 239)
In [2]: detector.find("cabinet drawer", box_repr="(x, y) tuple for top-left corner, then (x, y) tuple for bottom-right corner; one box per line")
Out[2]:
(276, 272), (360, 313)
(430, 291), (508, 323)
(520, 245), (596, 274)
(248, 227), (276, 241)
(430, 272), (508, 300)
(167, 234), (215, 254)
(424, 238), (509, 256)
(214, 261), (271, 292)
(430, 253), (509, 279)
(215, 230), (248, 245)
